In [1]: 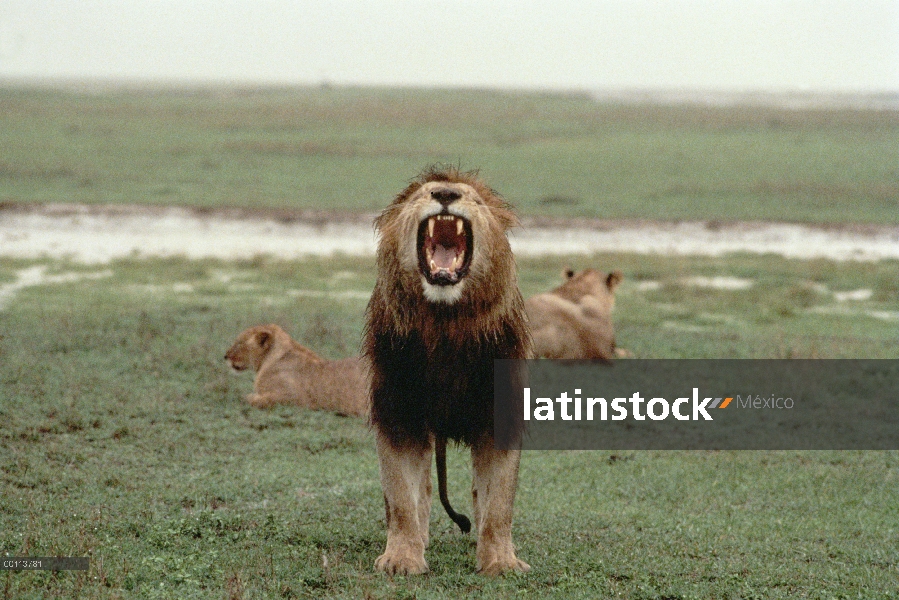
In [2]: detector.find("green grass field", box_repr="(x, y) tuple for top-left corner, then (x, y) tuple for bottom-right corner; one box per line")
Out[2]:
(2, 86), (898, 597)
(1, 253), (898, 598)
(1, 86), (897, 224)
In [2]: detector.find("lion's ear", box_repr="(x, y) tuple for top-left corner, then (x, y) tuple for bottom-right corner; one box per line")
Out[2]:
(256, 331), (271, 349)
(606, 270), (623, 293)
(563, 268), (575, 280)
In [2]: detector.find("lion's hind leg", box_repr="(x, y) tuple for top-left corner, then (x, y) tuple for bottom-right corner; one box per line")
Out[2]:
(375, 432), (432, 575)
(471, 436), (530, 576)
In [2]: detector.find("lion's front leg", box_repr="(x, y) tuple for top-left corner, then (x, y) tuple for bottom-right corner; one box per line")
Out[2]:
(246, 392), (276, 408)
(471, 436), (530, 576)
(375, 432), (432, 575)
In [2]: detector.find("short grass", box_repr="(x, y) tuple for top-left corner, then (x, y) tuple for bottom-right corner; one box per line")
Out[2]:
(1, 86), (897, 224)
(1, 253), (898, 598)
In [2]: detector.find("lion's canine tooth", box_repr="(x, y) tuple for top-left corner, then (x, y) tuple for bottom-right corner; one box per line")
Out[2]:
(428, 218), (435, 238)
(456, 219), (463, 236)
(429, 259), (438, 272)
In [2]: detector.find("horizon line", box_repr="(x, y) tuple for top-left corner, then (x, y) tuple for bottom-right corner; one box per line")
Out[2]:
(1, 76), (897, 110)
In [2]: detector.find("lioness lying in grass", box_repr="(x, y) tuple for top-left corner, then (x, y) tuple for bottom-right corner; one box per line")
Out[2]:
(526, 268), (624, 360)
(225, 324), (368, 417)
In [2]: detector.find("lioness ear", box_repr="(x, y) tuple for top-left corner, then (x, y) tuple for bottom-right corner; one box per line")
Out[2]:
(563, 268), (575, 280)
(256, 331), (271, 349)
(606, 270), (623, 293)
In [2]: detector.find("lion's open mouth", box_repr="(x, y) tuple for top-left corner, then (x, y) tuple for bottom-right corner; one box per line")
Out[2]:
(417, 213), (473, 286)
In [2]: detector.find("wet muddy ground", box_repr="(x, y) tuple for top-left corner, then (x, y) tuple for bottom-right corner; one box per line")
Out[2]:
(2, 203), (898, 263)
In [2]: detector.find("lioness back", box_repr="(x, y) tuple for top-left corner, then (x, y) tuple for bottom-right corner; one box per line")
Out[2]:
(526, 268), (622, 360)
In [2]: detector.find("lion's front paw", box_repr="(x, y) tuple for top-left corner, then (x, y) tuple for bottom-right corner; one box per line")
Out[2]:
(477, 545), (530, 576)
(375, 548), (429, 576)
(246, 393), (274, 409)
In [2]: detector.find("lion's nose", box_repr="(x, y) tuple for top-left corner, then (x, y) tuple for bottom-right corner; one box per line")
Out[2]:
(431, 187), (462, 206)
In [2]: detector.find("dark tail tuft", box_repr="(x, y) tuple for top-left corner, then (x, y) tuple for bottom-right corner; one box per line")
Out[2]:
(435, 436), (471, 533)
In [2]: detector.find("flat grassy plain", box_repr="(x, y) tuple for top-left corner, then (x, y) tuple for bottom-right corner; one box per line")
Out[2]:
(1, 86), (898, 223)
(1, 253), (898, 598)
(2, 86), (898, 597)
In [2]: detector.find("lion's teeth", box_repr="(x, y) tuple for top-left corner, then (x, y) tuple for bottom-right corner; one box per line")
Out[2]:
(428, 218), (435, 238)
(456, 219), (463, 235)
(429, 259), (437, 272)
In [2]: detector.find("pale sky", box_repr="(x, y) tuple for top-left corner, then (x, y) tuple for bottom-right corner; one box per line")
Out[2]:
(0, 0), (897, 92)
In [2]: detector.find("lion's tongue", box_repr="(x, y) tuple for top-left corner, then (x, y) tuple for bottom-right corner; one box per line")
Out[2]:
(431, 244), (457, 271)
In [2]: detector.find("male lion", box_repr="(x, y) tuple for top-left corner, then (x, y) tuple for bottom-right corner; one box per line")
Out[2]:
(363, 167), (531, 576)
(526, 268), (623, 360)
(225, 324), (368, 417)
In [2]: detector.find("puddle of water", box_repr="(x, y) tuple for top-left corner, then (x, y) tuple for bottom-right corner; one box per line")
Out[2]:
(681, 276), (754, 290)
(833, 289), (874, 302)
(0, 209), (375, 263)
(0, 266), (47, 310)
(508, 222), (899, 261)
(867, 310), (899, 322)
(2, 205), (898, 264)
(633, 277), (754, 291)
(809, 306), (899, 322)
(0, 266), (113, 310)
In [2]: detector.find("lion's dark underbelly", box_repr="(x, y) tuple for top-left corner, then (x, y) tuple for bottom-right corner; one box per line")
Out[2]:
(369, 323), (524, 447)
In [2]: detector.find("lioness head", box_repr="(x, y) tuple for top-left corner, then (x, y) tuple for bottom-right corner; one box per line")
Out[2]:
(224, 324), (280, 372)
(373, 167), (518, 306)
(556, 268), (623, 313)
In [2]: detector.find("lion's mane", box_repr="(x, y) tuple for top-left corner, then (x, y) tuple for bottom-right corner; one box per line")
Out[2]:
(363, 167), (531, 447)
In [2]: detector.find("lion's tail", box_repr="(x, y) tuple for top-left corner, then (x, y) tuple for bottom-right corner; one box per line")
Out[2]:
(435, 436), (472, 534)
